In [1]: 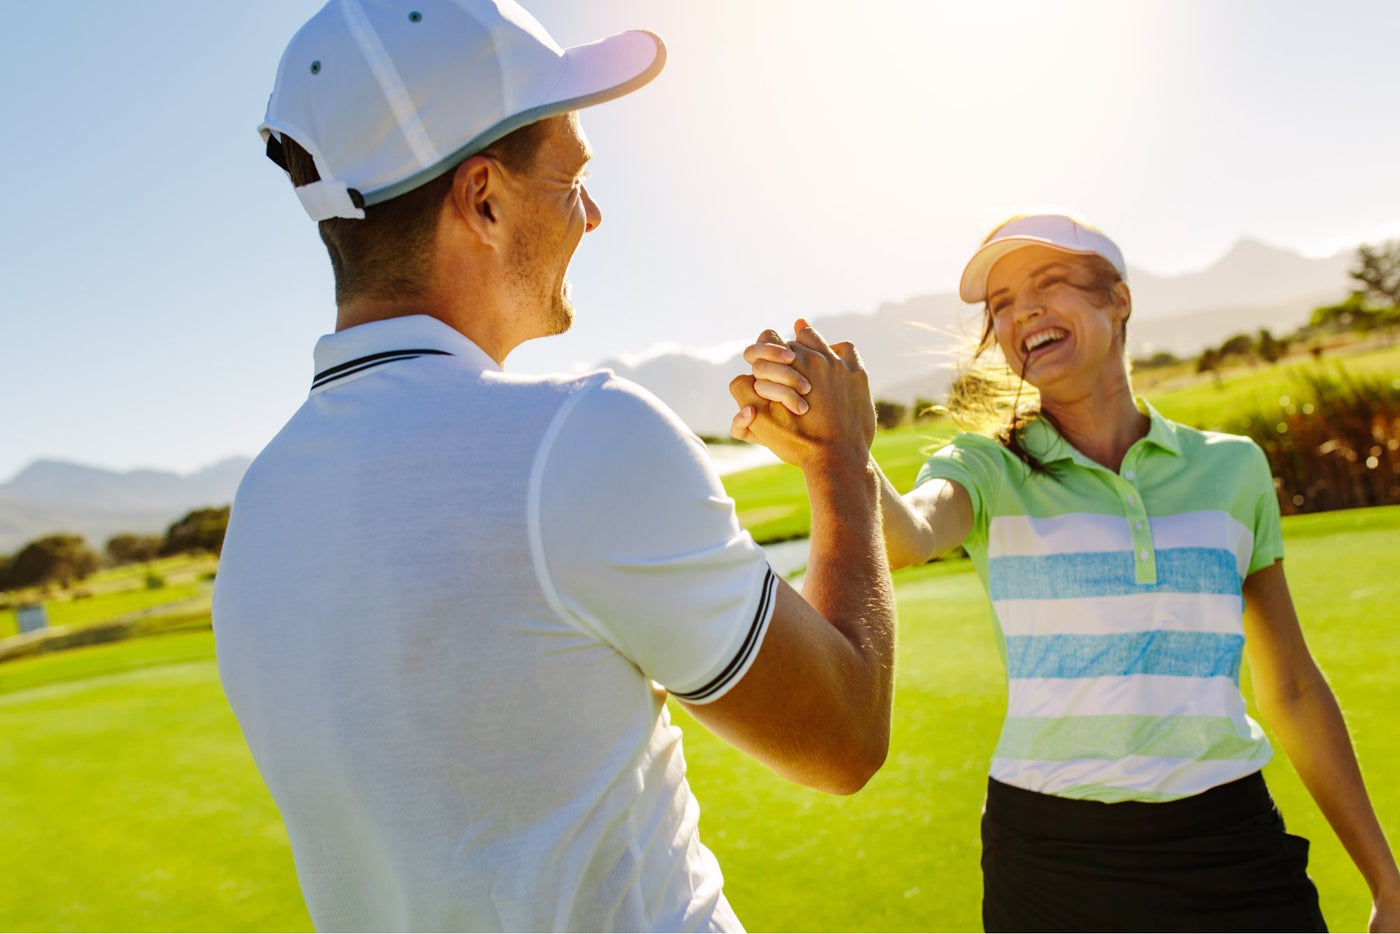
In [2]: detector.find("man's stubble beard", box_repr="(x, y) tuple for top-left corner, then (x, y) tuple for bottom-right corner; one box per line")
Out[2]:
(509, 224), (575, 339)
(549, 282), (575, 336)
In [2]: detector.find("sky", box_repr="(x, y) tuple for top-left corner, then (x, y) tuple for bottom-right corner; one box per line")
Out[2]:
(3, 0), (1399, 482)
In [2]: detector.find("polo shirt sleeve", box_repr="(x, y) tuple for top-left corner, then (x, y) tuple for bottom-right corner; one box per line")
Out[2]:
(1245, 440), (1285, 575)
(913, 432), (1006, 540)
(532, 374), (777, 704)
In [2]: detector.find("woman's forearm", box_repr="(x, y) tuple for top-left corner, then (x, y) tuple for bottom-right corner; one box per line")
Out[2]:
(1261, 669), (1400, 903)
(876, 463), (934, 568)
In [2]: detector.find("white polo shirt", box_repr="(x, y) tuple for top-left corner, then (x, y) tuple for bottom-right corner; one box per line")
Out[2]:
(214, 315), (776, 932)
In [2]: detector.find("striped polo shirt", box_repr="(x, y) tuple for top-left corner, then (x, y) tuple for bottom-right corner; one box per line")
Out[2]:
(916, 399), (1283, 803)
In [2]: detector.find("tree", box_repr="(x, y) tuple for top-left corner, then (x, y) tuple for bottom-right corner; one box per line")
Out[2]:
(1257, 328), (1284, 364)
(106, 533), (163, 566)
(6, 534), (100, 590)
(1135, 350), (1183, 370)
(161, 506), (231, 557)
(1350, 239), (1400, 310)
(874, 399), (908, 430)
(1218, 332), (1256, 360)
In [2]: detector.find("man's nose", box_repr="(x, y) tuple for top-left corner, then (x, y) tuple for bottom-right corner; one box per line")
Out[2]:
(582, 186), (602, 232)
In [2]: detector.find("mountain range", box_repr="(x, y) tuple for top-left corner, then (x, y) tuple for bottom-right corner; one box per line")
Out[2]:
(0, 239), (1354, 554)
(0, 458), (251, 555)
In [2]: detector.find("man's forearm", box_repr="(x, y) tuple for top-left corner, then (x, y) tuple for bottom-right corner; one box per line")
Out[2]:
(800, 452), (896, 732)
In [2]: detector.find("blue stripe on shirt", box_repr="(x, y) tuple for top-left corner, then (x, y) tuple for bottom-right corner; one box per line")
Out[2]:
(989, 547), (1241, 601)
(1006, 630), (1245, 680)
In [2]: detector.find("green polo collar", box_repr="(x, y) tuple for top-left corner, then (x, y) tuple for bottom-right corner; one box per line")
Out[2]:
(1020, 397), (1183, 467)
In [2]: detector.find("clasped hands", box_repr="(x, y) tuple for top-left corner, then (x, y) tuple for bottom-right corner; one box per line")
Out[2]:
(728, 317), (876, 471)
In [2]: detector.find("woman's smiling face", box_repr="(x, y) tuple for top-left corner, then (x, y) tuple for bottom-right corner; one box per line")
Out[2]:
(984, 245), (1131, 398)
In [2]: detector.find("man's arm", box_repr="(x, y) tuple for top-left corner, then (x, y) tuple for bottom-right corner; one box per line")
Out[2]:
(678, 320), (895, 795)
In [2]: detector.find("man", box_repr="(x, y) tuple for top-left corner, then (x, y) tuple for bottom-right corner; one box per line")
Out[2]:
(214, 1), (894, 930)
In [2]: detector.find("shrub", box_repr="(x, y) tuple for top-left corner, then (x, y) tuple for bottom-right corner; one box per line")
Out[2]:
(161, 506), (231, 557)
(106, 533), (162, 567)
(1230, 370), (1400, 515)
(875, 400), (908, 429)
(146, 571), (167, 590)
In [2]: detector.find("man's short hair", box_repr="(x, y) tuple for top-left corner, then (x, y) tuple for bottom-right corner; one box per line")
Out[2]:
(282, 120), (550, 305)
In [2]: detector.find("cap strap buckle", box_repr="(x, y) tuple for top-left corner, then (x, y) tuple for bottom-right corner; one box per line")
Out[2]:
(294, 180), (367, 221)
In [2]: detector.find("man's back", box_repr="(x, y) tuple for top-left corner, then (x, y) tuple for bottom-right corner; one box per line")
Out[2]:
(215, 316), (764, 931)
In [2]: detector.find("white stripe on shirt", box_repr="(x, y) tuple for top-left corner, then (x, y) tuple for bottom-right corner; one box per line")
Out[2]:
(992, 591), (1245, 638)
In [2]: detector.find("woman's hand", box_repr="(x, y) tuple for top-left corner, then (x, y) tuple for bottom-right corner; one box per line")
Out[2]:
(728, 318), (874, 470)
(744, 329), (813, 416)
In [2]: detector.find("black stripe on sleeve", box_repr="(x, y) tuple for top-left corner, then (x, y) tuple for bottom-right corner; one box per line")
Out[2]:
(671, 566), (777, 703)
(311, 348), (452, 390)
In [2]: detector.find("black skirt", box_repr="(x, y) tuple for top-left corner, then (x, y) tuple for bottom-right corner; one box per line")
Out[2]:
(981, 771), (1327, 933)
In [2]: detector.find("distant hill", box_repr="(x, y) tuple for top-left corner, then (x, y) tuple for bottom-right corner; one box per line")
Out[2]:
(605, 239), (1354, 437)
(0, 458), (249, 554)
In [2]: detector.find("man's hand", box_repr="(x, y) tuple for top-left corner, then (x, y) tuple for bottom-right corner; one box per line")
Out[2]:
(728, 318), (874, 470)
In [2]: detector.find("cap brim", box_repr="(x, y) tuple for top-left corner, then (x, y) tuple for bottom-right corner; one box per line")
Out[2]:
(958, 237), (1104, 304)
(550, 29), (667, 113)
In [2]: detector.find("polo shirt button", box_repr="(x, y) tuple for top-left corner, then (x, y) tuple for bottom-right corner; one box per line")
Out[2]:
(1125, 470), (1136, 480)
(1126, 494), (1137, 505)
(1139, 549), (1149, 561)
(1134, 520), (1145, 531)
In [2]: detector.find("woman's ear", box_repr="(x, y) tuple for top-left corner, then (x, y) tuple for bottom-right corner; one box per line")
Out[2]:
(1112, 282), (1132, 324)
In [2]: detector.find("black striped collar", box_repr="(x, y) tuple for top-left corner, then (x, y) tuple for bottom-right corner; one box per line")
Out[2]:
(309, 315), (497, 394)
(312, 348), (452, 391)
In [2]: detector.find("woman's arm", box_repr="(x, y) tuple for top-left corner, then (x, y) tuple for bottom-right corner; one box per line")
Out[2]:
(1242, 561), (1400, 932)
(733, 319), (974, 569)
(878, 469), (972, 568)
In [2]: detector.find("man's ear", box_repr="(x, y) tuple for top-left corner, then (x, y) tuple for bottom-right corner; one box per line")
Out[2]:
(449, 156), (502, 246)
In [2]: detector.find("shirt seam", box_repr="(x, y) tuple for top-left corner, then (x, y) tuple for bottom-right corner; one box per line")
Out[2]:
(526, 373), (614, 642)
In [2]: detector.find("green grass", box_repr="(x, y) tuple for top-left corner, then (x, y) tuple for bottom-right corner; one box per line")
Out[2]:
(1, 508), (1395, 931)
(0, 554), (216, 639)
(0, 631), (311, 932)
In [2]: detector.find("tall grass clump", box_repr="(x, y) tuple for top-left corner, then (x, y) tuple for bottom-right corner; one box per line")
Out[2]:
(1232, 369), (1400, 515)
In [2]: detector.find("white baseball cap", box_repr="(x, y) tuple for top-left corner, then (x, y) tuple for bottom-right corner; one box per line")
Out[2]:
(958, 214), (1127, 304)
(260, 0), (666, 222)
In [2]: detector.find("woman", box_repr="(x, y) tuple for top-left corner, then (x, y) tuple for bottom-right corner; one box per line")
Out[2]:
(731, 214), (1400, 932)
